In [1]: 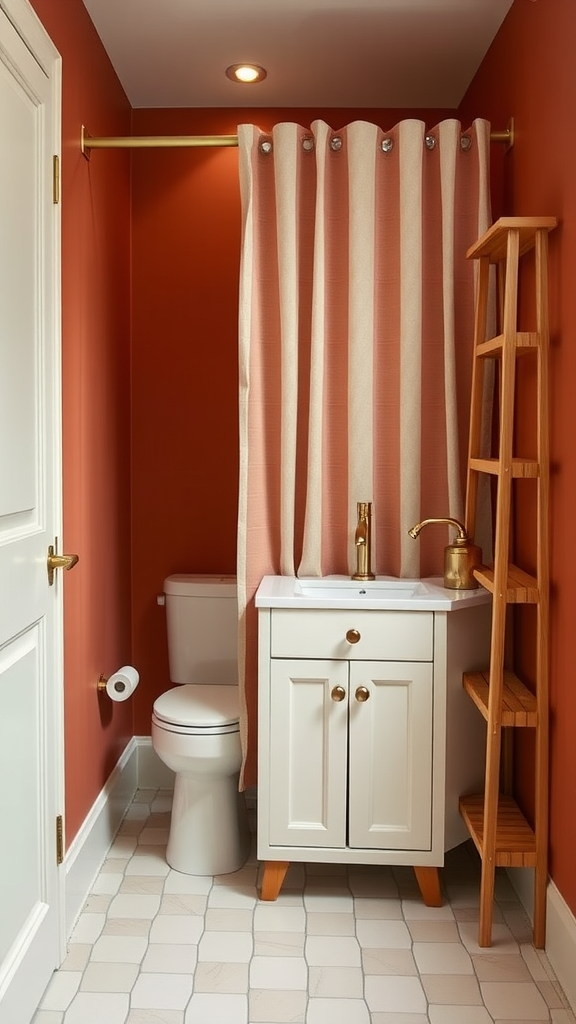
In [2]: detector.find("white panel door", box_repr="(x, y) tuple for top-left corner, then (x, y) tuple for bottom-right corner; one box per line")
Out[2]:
(269, 659), (348, 847)
(348, 661), (433, 850)
(0, 2), (63, 1022)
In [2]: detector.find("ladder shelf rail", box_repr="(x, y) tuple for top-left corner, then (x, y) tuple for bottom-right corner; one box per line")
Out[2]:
(460, 216), (556, 949)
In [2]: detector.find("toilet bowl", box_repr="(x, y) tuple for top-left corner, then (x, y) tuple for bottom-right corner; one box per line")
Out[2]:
(151, 576), (250, 875)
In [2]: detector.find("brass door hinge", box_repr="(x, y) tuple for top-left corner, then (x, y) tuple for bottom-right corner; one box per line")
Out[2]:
(56, 814), (64, 864)
(53, 155), (60, 204)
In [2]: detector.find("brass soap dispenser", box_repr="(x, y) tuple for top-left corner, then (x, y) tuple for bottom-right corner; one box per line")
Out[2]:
(408, 517), (481, 590)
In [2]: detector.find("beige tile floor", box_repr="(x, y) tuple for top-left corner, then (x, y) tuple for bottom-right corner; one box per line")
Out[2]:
(33, 788), (575, 1024)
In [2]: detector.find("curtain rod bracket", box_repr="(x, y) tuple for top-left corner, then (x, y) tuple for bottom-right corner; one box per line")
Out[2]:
(81, 125), (91, 160)
(489, 117), (514, 151)
(80, 118), (515, 155)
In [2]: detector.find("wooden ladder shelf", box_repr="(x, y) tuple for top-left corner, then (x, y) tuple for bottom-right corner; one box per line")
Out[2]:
(459, 216), (557, 948)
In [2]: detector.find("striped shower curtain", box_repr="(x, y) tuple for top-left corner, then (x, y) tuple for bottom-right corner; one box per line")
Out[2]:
(237, 118), (492, 788)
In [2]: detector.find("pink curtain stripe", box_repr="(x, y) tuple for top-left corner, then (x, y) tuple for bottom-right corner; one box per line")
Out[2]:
(373, 123), (402, 576)
(236, 119), (492, 787)
(274, 124), (299, 578)
(439, 119), (461, 522)
(347, 121), (378, 569)
(398, 121), (425, 578)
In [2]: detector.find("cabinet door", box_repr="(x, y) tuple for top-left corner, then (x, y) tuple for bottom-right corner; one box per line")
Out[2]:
(269, 659), (348, 847)
(348, 661), (433, 850)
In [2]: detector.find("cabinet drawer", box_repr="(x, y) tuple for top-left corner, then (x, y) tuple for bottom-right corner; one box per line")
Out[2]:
(270, 608), (433, 661)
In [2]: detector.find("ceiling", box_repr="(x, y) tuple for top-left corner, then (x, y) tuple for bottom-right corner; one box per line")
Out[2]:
(80, 0), (515, 110)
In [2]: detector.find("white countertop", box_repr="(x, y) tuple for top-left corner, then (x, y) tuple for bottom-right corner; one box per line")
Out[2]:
(255, 575), (492, 611)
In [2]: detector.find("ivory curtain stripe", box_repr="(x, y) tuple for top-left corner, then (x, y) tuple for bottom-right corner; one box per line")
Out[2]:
(236, 123), (255, 786)
(236, 119), (492, 788)
(299, 120), (329, 578)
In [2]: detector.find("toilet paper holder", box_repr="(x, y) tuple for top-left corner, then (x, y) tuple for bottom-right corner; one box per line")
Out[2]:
(97, 674), (112, 693)
(97, 665), (140, 701)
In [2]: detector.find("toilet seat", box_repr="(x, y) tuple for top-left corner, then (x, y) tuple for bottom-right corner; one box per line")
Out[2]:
(152, 683), (240, 735)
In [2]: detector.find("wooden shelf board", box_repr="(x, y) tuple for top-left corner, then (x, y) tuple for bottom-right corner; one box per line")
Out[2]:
(476, 332), (539, 357)
(459, 794), (537, 868)
(474, 564), (539, 603)
(467, 217), (558, 262)
(469, 457), (539, 478)
(463, 670), (537, 727)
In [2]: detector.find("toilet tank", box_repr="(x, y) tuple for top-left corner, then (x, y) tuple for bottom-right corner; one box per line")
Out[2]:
(164, 574), (238, 685)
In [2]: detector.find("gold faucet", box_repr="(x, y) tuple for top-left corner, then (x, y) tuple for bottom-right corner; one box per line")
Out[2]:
(408, 517), (481, 590)
(408, 516), (468, 542)
(352, 501), (375, 581)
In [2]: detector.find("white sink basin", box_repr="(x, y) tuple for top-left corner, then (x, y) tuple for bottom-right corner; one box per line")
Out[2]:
(255, 574), (492, 611)
(295, 578), (424, 600)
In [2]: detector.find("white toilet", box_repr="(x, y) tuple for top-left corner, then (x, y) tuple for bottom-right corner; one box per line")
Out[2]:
(151, 574), (250, 875)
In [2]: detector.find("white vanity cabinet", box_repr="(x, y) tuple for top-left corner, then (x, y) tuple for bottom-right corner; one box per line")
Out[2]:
(256, 577), (492, 902)
(267, 609), (434, 852)
(269, 657), (434, 850)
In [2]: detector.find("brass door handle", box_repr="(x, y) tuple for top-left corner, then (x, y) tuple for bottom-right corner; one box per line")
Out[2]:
(346, 629), (361, 644)
(355, 686), (370, 702)
(331, 685), (346, 702)
(47, 545), (79, 586)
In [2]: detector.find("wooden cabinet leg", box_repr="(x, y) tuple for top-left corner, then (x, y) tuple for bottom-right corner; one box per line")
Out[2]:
(260, 861), (290, 901)
(413, 866), (442, 907)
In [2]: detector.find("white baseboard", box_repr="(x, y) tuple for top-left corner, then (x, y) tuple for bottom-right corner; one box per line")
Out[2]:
(63, 738), (174, 938)
(64, 738), (138, 936)
(546, 882), (576, 1013)
(508, 866), (576, 1013)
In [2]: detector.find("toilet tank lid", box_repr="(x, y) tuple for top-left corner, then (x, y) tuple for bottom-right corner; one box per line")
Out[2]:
(164, 574), (237, 598)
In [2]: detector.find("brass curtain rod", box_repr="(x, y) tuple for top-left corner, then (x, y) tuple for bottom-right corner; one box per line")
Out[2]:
(81, 120), (514, 157)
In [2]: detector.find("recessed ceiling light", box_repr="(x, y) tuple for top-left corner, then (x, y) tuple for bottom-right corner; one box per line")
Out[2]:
(226, 63), (267, 84)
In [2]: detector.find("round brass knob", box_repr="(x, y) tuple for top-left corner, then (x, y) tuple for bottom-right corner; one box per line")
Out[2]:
(331, 685), (346, 702)
(355, 686), (370, 702)
(346, 628), (361, 644)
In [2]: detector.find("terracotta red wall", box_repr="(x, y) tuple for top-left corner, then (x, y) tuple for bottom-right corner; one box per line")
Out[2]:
(459, 0), (576, 916)
(31, 0), (575, 923)
(129, 105), (455, 734)
(29, 0), (133, 844)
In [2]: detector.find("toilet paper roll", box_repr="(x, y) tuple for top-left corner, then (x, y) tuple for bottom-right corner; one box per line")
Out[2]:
(106, 665), (139, 702)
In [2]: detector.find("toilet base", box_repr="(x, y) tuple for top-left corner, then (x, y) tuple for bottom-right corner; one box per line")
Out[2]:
(166, 771), (251, 875)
